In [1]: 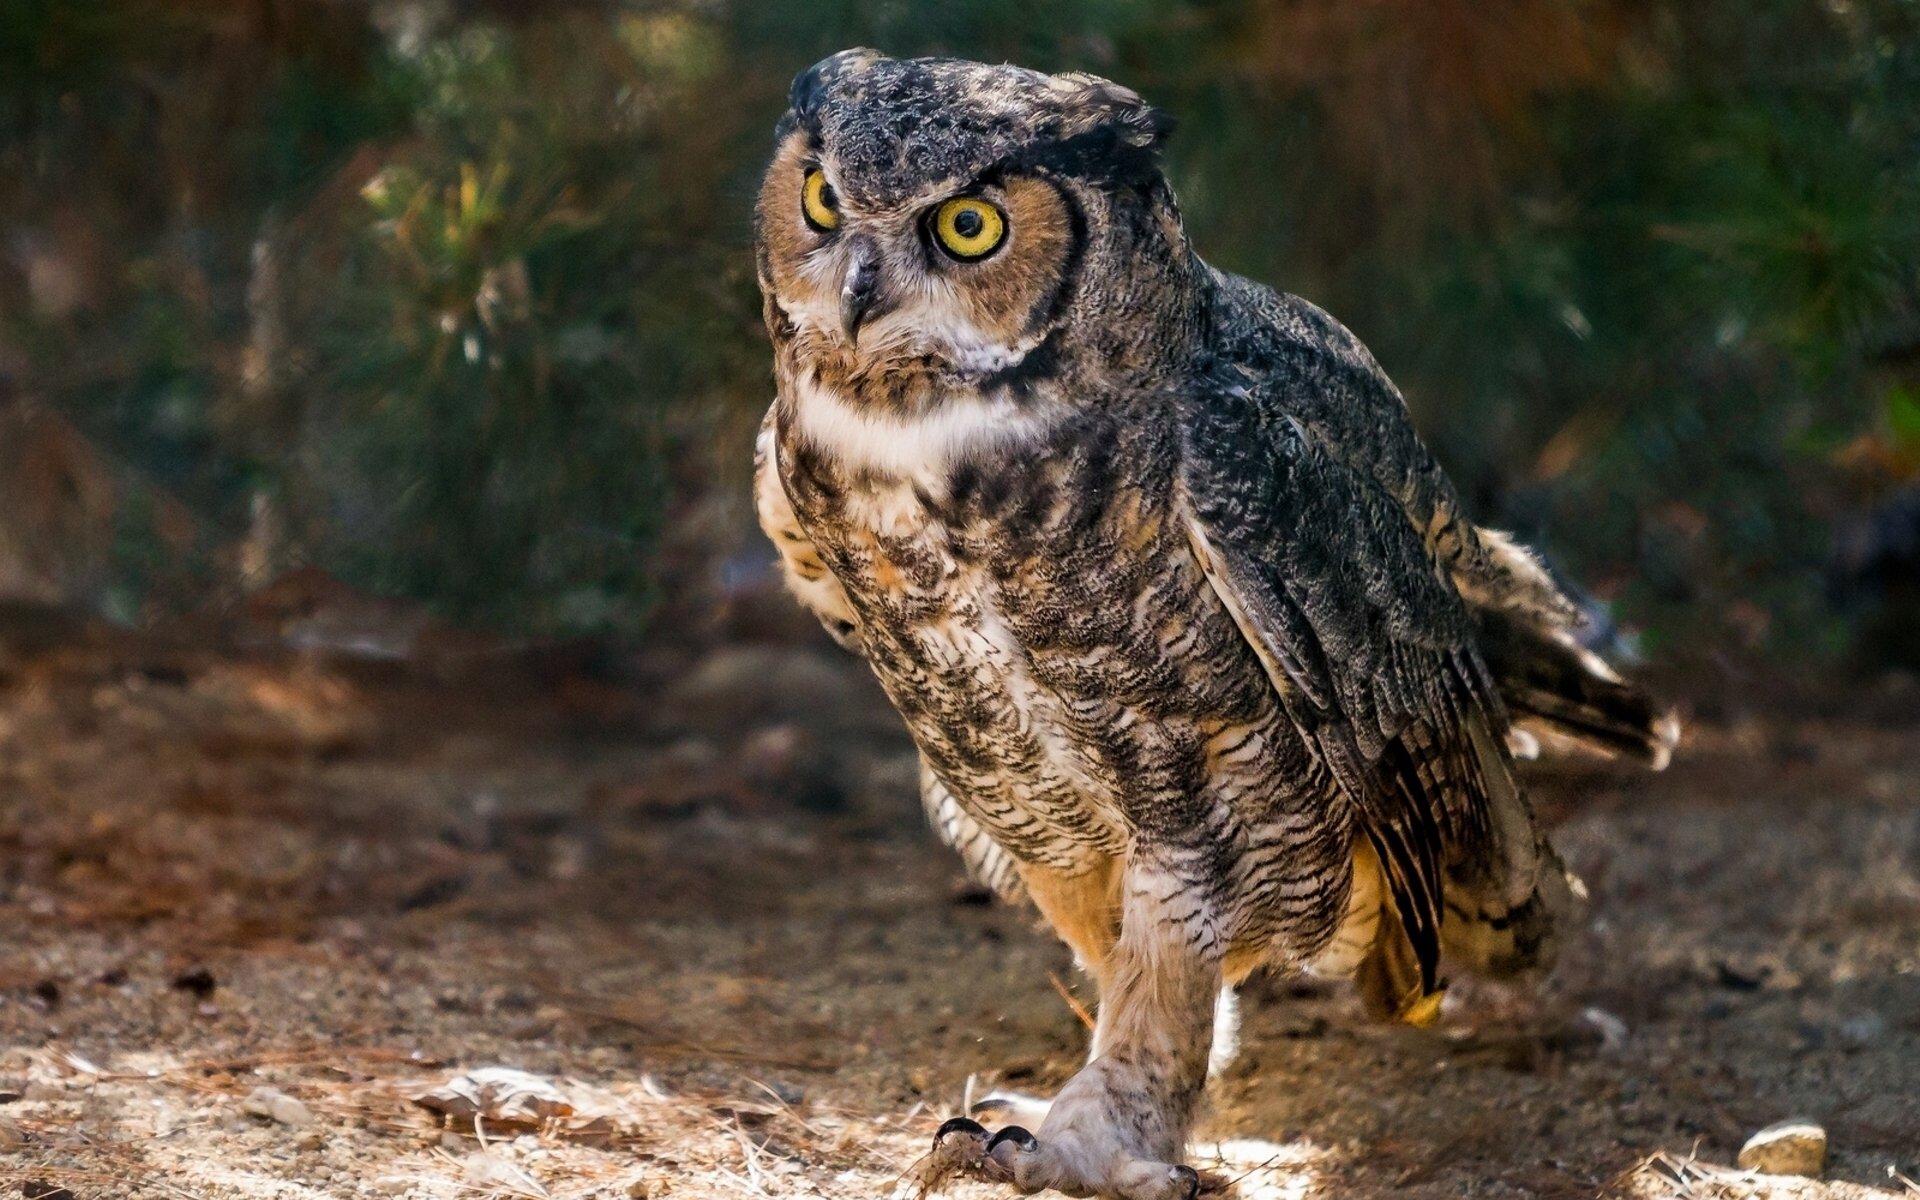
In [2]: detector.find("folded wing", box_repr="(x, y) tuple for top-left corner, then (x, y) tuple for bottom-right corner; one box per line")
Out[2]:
(1179, 380), (1571, 1019)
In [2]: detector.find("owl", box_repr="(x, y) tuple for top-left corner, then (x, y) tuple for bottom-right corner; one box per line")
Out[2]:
(753, 50), (1676, 1200)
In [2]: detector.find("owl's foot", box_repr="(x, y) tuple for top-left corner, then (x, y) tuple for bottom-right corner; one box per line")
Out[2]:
(928, 867), (1219, 1199)
(931, 1115), (1199, 1200)
(965, 981), (1237, 1136)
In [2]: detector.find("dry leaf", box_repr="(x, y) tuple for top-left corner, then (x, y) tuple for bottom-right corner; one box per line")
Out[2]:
(411, 1067), (575, 1126)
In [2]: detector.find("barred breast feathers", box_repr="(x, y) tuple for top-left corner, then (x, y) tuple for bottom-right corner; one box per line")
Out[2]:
(753, 408), (863, 651)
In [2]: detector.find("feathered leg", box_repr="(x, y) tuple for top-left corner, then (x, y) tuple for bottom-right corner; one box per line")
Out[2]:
(938, 863), (1219, 1200)
(971, 861), (1122, 1129)
(973, 860), (1245, 1131)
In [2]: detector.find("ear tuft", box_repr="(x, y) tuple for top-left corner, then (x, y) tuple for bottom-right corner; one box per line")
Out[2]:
(1053, 73), (1175, 150)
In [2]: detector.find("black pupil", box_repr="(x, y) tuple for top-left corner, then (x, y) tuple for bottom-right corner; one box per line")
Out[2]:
(818, 181), (836, 209)
(952, 208), (983, 238)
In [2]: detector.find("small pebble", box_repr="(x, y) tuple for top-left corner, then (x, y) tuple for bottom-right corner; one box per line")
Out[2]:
(0, 1115), (25, 1149)
(1579, 1006), (1629, 1052)
(241, 1085), (315, 1129)
(171, 966), (217, 998)
(1738, 1118), (1827, 1177)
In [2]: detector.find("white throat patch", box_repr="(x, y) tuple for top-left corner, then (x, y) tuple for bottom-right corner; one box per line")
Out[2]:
(785, 371), (1053, 481)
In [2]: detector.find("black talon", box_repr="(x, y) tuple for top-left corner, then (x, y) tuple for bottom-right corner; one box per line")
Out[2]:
(1171, 1164), (1201, 1200)
(935, 1116), (988, 1143)
(985, 1124), (1039, 1153)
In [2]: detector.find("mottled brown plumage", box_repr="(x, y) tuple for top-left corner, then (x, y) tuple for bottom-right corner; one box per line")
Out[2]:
(753, 50), (1675, 1200)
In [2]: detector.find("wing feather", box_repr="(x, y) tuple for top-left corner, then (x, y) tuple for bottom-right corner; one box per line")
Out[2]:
(1178, 382), (1540, 1001)
(1206, 274), (1677, 767)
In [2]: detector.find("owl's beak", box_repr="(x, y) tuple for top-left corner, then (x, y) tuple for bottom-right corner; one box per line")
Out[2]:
(840, 240), (886, 345)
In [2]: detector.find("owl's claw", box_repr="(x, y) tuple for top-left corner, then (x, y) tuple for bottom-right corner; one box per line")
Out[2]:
(936, 1116), (988, 1138)
(985, 1123), (1039, 1155)
(1170, 1164), (1204, 1200)
(934, 1115), (989, 1162)
(933, 1115), (1200, 1200)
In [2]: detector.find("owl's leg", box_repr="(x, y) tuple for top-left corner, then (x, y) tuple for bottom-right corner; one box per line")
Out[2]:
(937, 862), (1220, 1200)
(973, 862), (1243, 1128)
(974, 982), (1241, 1132)
(968, 860), (1121, 1128)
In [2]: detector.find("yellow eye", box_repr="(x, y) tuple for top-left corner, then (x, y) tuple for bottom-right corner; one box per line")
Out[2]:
(932, 197), (1005, 261)
(802, 168), (839, 232)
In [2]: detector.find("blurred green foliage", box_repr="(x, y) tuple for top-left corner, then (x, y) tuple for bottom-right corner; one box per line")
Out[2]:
(0, 0), (1916, 662)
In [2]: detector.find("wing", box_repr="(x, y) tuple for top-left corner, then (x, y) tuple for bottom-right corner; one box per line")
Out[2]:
(1177, 375), (1547, 1014)
(755, 405), (862, 653)
(1209, 273), (1677, 769)
(1206, 272), (1578, 628)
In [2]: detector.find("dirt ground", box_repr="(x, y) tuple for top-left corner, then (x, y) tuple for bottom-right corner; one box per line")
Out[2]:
(0, 601), (1917, 1200)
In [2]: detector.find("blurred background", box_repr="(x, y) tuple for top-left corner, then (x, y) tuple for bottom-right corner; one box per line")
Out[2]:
(2, 0), (1917, 681)
(4, 8), (1920, 1196)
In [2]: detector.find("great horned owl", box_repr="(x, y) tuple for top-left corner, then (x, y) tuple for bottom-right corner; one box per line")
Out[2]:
(753, 50), (1675, 1200)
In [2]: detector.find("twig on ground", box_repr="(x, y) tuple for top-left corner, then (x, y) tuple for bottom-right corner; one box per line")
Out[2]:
(732, 1116), (770, 1193)
(1047, 973), (1095, 1031)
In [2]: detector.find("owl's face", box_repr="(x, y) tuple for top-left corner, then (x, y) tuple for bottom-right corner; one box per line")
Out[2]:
(756, 51), (1191, 406)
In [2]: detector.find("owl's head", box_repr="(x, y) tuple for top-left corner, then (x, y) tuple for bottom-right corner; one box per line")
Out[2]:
(756, 50), (1199, 407)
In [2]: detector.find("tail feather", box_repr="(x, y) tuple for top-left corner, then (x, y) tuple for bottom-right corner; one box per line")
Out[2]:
(1356, 888), (1445, 1027)
(1476, 605), (1679, 770)
(1427, 532), (1669, 993)
(1437, 709), (1586, 984)
(1440, 840), (1587, 979)
(1343, 839), (1447, 1027)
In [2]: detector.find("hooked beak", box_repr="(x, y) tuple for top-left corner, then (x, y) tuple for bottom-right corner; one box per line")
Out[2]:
(840, 239), (887, 345)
